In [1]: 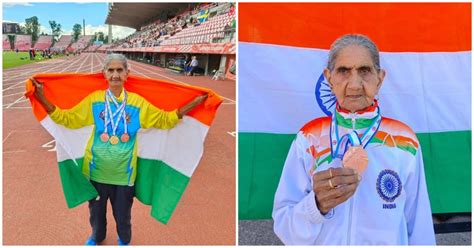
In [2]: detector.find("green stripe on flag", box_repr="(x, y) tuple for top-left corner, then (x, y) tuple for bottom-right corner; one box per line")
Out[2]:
(238, 131), (471, 220)
(135, 157), (190, 224)
(417, 131), (472, 214)
(58, 158), (98, 208)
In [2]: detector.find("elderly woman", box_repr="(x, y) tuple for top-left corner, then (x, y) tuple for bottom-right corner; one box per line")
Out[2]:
(32, 53), (207, 245)
(272, 34), (436, 245)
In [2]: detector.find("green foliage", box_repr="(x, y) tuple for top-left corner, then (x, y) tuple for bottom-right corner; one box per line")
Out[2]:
(24, 16), (40, 43)
(7, 35), (15, 50)
(72, 24), (82, 42)
(49, 20), (62, 45)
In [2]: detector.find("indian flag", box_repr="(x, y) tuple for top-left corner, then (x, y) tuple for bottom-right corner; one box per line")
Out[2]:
(238, 3), (471, 219)
(25, 73), (222, 224)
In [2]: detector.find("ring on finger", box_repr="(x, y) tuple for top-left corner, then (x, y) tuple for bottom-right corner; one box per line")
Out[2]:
(328, 179), (335, 189)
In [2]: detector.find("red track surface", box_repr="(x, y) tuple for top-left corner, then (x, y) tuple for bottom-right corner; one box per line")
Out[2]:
(3, 53), (236, 245)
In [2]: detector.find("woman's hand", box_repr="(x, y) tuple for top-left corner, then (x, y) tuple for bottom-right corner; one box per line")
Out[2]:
(177, 93), (208, 118)
(312, 167), (360, 215)
(30, 78), (56, 113)
(31, 78), (44, 97)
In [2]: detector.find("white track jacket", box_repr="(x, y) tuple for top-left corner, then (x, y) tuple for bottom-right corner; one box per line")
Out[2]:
(272, 105), (436, 245)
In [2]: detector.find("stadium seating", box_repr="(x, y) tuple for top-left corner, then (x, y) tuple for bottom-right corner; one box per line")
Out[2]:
(14, 34), (32, 51)
(70, 35), (95, 51)
(84, 44), (102, 52)
(109, 3), (235, 50)
(161, 12), (235, 46)
(52, 35), (73, 51)
(33, 35), (53, 50)
(96, 44), (112, 53)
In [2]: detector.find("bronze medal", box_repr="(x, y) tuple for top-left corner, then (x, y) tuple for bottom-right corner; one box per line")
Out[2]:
(109, 135), (119, 145)
(343, 146), (369, 174)
(121, 133), (130, 143)
(100, 133), (109, 142)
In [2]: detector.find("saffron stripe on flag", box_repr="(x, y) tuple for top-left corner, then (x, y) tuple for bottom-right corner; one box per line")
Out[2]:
(239, 3), (471, 52)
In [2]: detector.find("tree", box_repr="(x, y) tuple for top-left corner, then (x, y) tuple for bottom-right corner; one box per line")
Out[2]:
(72, 24), (82, 42)
(24, 16), (40, 43)
(49, 20), (62, 45)
(19, 25), (26, 34)
(7, 35), (15, 50)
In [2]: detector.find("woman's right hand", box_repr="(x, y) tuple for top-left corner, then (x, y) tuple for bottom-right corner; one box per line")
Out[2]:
(30, 78), (56, 113)
(312, 167), (360, 215)
(31, 78), (44, 97)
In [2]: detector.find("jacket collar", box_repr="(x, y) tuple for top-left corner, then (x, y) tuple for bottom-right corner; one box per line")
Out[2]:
(335, 100), (379, 129)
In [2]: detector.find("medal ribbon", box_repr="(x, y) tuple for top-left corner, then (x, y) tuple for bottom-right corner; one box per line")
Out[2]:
(330, 107), (382, 159)
(105, 89), (128, 137)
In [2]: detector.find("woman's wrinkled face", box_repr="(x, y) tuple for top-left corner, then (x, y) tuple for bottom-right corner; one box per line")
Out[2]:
(103, 60), (129, 87)
(324, 45), (385, 112)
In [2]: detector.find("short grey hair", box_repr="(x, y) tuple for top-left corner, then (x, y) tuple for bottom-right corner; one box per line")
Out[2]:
(103, 53), (128, 70)
(327, 34), (381, 71)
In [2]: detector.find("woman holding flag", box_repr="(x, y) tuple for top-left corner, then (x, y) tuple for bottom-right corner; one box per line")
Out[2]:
(31, 53), (207, 245)
(272, 34), (435, 245)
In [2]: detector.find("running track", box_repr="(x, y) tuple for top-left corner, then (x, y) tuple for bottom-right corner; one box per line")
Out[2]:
(3, 53), (236, 245)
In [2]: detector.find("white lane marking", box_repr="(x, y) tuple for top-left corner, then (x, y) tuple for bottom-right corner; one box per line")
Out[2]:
(41, 139), (57, 152)
(3, 150), (27, 154)
(4, 92), (25, 97)
(227, 131), (236, 137)
(4, 96), (25, 108)
(6, 106), (32, 109)
(75, 53), (91, 73)
(3, 131), (13, 143)
(130, 61), (236, 103)
(3, 56), (85, 92)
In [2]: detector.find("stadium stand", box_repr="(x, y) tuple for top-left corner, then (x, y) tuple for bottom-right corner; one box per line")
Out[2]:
(14, 34), (32, 51)
(33, 35), (53, 50)
(84, 44), (102, 52)
(70, 35), (95, 51)
(96, 44), (113, 53)
(109, 3), (235, 49)
(161, 12), (235, 46)
(3, 34), (11, 50)
(104, 2), (236, 79)
(52, 35), (73, 52)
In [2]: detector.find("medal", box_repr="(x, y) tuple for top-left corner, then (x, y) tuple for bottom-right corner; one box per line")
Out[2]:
(330, 106), (382, 172)
(343, 146), (369, 174)
(103, 89), (128, 145)
(100, 133), (109, 142)
(121, 133), (130, 143)
(109, 135), (119, 145)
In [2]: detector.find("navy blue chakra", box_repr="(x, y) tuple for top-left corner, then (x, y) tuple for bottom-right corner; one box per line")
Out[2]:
(315, 73), (336, 116)
(376, 169), (402, 202)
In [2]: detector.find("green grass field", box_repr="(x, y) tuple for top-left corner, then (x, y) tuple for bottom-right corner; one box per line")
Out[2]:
(3, 51), (63, 69)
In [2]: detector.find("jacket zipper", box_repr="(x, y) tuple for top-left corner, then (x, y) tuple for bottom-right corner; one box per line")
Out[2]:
(350, 113), (356, 130)
(348, 112), (356, 244)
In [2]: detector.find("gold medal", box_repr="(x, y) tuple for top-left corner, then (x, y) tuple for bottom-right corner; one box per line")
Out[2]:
(100, 133), (109, 142)
(121, 133), (130, 143)
(343, 146), (369, 174)
(109, 135), (119, 145)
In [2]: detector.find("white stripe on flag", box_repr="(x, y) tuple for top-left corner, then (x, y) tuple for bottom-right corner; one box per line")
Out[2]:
(138, 116), (209, 177)
(42, 115), (209, 178)
(239, 42), (471, 134)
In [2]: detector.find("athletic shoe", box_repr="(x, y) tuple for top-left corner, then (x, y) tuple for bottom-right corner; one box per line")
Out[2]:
(85, 237), (97, 245)
(118, 238), (129, 246)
